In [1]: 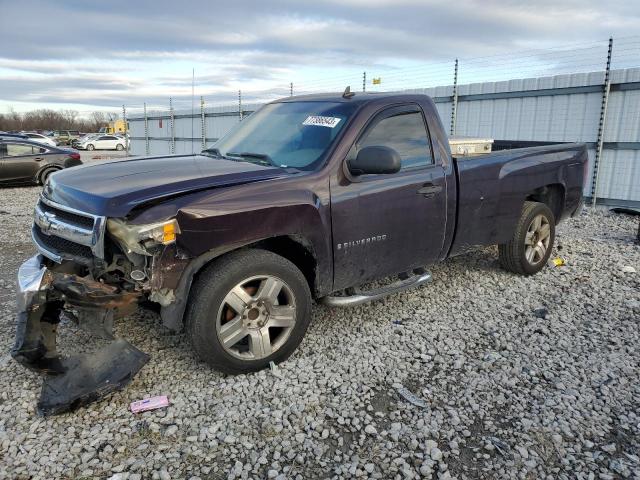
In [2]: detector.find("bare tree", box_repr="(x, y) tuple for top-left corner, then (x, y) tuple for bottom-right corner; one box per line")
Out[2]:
(90, 111), (107, 132)
(0, 107), (116, 133)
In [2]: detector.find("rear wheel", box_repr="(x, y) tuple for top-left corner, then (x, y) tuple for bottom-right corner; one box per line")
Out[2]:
(38, 167), (60, 185)
(498, 201), (555, 275)
(186, 249), (312, 374)
(116, 144), (124, 151)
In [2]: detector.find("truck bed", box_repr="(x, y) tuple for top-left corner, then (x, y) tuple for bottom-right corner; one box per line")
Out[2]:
(448, 142), (587, 256)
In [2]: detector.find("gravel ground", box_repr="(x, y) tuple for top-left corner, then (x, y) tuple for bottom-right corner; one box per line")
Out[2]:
(0, 186), (638, 480)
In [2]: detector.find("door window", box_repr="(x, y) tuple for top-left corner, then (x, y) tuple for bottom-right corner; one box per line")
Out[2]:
(6, 144), (37, 156)
(358, 111), (433, 170)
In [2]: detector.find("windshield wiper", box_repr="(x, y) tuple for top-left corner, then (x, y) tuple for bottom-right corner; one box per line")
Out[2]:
(226, 151), (278, 167)
(201, 148), (225, 158)
(201, 148), (246, 162)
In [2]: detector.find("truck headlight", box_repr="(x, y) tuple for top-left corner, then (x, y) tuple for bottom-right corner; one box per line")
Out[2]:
(107, 218), (180, 255)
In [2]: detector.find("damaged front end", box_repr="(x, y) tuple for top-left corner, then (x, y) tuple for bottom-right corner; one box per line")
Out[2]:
(12, 196), (190, 415)
(12, 255), (149, 416)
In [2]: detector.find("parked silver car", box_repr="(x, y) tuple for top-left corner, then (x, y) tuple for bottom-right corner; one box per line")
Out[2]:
(78, 134), (127, 151)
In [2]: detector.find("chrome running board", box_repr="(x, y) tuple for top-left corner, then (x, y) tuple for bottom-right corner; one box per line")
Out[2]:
(320, 271), (432, 307)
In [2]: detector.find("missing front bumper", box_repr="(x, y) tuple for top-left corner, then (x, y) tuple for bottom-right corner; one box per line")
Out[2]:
(11, 255), (150, 416)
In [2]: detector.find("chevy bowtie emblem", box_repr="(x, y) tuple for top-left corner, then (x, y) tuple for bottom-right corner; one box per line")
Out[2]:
(39, 211), (57, 235)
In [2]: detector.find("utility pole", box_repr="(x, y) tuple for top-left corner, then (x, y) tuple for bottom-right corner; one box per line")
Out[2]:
(238, 90), (243, 121)
(591, 37), (613, 207)
(362, 71), (366, 92)
(290, 82), (293, 96)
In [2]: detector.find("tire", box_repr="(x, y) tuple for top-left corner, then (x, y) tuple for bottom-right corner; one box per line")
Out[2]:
(186, 249), (312, 374)
(87, 144), (95, 151)
(116, 144), (124, 151)
(38, 167), (60, 185)
(498, 201), (556, 275)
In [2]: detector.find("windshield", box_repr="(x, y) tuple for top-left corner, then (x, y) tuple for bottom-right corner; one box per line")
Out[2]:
(210, 101), (358, 170)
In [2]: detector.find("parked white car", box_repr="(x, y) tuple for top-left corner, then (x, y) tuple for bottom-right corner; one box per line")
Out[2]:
(22, 132), (57, 147)
(79, 135), (127, 151)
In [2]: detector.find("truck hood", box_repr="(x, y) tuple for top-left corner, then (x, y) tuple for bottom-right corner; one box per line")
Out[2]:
(44, 154), (286, 217)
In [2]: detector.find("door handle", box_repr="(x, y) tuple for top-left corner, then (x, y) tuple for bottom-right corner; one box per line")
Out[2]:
(34, 157), (44, 161)
(417, 184), (443, 198)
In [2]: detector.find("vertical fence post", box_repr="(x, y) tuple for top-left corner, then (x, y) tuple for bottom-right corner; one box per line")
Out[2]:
(362, 71), (366, 92)
(238, 90), (243, 121)
(591, 37), (613, 207)
(169, 97), (175, 154)
(191, 68), (195, 154)
(450, 59), (459, 137)
(122, 104), (129, 155)
(144, 102), (149, 155)
(290, 82), (293, 96)
(200, 96), (206, 151)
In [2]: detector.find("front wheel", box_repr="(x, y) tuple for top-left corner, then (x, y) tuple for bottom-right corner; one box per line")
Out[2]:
(186, 249), (312, 374)
(498, 201), (555, 275)
(86, 144), (95, 151)
(116, 144), (124, 151)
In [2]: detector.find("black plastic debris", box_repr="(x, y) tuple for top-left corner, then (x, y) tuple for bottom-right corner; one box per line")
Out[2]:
(533, 308), (548, 319)
(37, 339), (149, 416)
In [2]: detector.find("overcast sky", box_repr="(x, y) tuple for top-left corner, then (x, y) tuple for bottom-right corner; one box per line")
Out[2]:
(0, 0), (638, 114)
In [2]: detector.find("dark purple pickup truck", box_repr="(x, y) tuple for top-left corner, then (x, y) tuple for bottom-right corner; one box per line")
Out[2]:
(13, 91), (587, 414)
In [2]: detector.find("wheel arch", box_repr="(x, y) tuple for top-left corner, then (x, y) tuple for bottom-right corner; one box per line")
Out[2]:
(160, 234), (319, 331)
(36, 165), (62, 185)
(525, 183), (565, 224)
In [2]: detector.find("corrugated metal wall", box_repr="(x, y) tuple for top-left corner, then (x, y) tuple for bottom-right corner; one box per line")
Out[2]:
(128, 68), (640, 208)
(129, 103), (262, 156)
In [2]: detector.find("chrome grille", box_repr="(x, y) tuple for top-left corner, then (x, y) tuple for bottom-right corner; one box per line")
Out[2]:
(32, 196), (106, 263)
(37, 200), (94, 229)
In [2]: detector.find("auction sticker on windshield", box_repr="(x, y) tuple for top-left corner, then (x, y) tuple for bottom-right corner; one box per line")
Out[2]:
(302, 116), (341, 128)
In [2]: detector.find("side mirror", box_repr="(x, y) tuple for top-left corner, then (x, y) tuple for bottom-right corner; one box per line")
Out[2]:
(348, 145), (401, 176)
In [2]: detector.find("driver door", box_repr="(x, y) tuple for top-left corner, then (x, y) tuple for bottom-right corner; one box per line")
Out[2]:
(330, 105), (448, 290)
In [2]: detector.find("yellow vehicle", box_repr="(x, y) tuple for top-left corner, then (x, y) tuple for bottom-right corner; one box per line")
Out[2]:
(99, 119), (127, 135)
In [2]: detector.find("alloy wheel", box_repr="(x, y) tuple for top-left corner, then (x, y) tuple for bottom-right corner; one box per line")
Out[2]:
(216, 275), (297, 360)
(524, 214), (551, 265)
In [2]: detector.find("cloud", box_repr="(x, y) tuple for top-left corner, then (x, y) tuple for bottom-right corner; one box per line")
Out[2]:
(0, 0), (636, 111)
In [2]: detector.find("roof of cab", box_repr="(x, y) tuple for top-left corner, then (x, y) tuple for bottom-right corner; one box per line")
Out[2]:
(273, 91), (428, 105)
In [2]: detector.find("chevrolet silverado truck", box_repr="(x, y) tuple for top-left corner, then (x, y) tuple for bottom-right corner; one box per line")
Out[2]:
(13, 91), (587, 414)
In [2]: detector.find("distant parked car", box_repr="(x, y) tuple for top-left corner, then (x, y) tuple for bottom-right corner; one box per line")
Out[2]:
(78, 134), (126, 151)
(71, 133), (99, 148)
(0, 137), (82, 185)
(22, 132), (57, 147)
(50, 130), (81, 146)
(0, 131), (28, 139)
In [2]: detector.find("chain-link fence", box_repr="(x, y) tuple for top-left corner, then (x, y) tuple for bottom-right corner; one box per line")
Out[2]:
(125, 36), (640, 208)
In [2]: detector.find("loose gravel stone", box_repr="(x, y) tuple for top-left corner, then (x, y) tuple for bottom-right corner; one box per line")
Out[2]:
(430, 447), (443, 461)
(0, 187), (638, 479)
(364, 425), (377, 435)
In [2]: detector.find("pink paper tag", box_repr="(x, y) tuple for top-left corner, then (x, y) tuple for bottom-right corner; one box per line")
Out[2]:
(130, 395), (169, 413)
